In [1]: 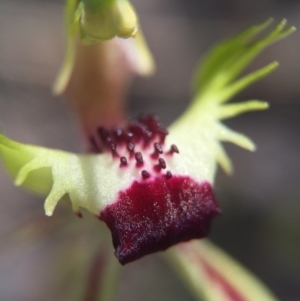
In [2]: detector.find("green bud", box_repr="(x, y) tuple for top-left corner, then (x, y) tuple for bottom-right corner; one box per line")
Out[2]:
(79, 0), (138, 43)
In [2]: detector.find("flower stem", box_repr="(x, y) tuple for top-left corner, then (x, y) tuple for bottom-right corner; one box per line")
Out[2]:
(97, 248), (120, 301)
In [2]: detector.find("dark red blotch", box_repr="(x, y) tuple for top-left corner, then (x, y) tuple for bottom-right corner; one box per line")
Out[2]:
(100, 176), (220, 265)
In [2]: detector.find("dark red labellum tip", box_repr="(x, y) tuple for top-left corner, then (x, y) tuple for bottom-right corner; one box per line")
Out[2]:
(100, 176), (220, 265)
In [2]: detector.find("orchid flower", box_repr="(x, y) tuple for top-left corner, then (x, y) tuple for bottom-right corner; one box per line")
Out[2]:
(0, 18), (295, 301)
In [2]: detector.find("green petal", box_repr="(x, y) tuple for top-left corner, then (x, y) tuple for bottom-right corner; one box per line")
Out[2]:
(165, 240), (279, 301)
(0, 133), (145, 217)
(0, 134), (85, 215)
(216, 100), (269, 120)
(173, 19), (295, 172)
(53, 0), (81, 94)
(0, 134), (52, 194)
(133, 30), (156, 76)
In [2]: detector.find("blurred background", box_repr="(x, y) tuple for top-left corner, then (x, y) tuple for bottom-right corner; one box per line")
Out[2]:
(0, 0), (300, 300)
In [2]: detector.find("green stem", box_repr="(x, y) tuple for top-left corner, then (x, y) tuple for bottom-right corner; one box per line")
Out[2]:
(97, 248), (121, 301)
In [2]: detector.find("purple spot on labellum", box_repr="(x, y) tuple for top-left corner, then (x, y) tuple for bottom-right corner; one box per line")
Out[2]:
(154, 158), (167, 172)
(159, 158), (166, 169)
(91, 116), (172, 161)
(141, 170), (150, 179)
(120, 157), (128, 166)
(129, 121), (153, 144)
(127, 142), (135, 153)
(138, 115), (161, 133)
(126, 132), (134, 139)
(152, 142), (163, 158)
(135, 152), (143, 165)
(109, 142), (116, 151)
(113, 128), (123, 141)
(169, 144), (179, 154)
(109, 142), (118, 157)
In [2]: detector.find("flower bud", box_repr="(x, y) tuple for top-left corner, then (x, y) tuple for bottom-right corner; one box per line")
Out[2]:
(80, 0), (138, 43)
